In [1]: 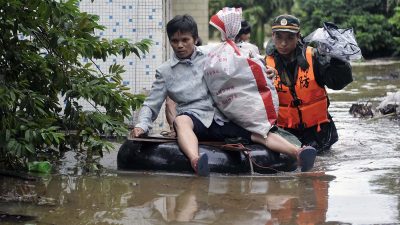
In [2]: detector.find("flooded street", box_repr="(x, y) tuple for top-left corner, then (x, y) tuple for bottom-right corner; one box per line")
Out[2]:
(0, 61), (399, 225)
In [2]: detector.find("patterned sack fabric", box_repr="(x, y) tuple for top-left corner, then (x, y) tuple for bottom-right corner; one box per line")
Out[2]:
(204, 7), (278, 137)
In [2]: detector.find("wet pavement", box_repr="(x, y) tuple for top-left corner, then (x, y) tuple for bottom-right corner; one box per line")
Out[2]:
(0, 61), (399, 225)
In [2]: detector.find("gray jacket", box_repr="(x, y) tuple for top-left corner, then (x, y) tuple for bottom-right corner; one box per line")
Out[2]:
(135, 47), (216, 133)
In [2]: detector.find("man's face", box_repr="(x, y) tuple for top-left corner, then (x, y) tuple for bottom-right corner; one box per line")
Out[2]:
(272, 31), (300, 58)
(169, 31), (197, 59)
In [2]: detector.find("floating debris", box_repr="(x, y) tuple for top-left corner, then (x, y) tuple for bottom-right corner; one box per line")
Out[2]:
(350, 92), (400, 120)
(379, 104), (398, 115)
(0, 211), (36, 223)
(377, 91), (400, 119)
(349, 103), (374, 118)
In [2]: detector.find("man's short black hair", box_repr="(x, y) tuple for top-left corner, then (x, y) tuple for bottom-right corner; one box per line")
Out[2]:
(166, 14), (199, 40)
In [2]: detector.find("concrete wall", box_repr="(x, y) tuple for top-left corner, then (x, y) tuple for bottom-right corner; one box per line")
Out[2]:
(171, 0), (209, 44)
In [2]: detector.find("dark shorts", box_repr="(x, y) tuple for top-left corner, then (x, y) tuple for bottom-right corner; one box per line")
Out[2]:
(179, 112), (252, 142)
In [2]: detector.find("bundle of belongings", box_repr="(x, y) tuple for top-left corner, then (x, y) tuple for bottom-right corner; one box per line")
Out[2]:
(303, 22), (362, 62)
(204, 7), (278, 137)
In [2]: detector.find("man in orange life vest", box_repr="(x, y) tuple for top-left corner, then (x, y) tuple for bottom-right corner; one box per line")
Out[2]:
(265, 15), (353, 153)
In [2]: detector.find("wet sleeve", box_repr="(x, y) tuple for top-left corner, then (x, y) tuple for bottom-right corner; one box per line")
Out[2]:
(313, 54), (353, 90)
(135, 69), (167, 133)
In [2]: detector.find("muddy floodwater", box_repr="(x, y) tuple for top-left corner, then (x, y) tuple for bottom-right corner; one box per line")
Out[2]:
(0, 60), (399, 225)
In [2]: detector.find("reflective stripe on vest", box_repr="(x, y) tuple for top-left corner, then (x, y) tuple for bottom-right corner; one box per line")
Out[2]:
(265, 47), (329, 130)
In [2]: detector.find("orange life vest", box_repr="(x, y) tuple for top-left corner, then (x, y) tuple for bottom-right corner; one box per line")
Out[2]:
(265, 47), (329, 131)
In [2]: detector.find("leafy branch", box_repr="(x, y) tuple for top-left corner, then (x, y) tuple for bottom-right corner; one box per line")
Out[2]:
(0, 0), (151, 170)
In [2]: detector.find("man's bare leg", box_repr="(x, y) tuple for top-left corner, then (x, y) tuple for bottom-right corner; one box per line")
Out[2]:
(251, 132), (316, 172)
(174, 115), (209, 176)
(165, 97), (177, 136)
(174, 115), (198, 161)
(251, 132), (298, 158)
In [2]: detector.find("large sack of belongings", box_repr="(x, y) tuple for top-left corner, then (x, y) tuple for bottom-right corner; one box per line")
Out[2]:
(204, 7), (278, 137)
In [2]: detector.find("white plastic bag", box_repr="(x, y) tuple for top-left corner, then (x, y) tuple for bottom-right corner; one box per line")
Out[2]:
(303, 22), (362, 61)
(205, 8), (278, 137)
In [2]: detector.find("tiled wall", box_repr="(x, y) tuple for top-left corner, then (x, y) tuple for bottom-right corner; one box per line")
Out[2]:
(78, 0), (168, 132)
(79, 0), (165, 95)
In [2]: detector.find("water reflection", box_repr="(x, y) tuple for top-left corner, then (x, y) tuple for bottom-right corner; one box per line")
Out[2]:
(370, 167), (400, 223)
(0, 173), (334, 225)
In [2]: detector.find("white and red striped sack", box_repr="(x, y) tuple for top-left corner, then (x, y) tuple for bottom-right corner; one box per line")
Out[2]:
(204, 7), (278, 137)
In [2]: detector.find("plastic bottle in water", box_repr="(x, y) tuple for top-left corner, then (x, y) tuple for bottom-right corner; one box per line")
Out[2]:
(27, 161), (52, 173)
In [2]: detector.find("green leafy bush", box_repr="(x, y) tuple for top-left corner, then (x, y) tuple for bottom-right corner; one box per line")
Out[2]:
(0, 0), (151, 170)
